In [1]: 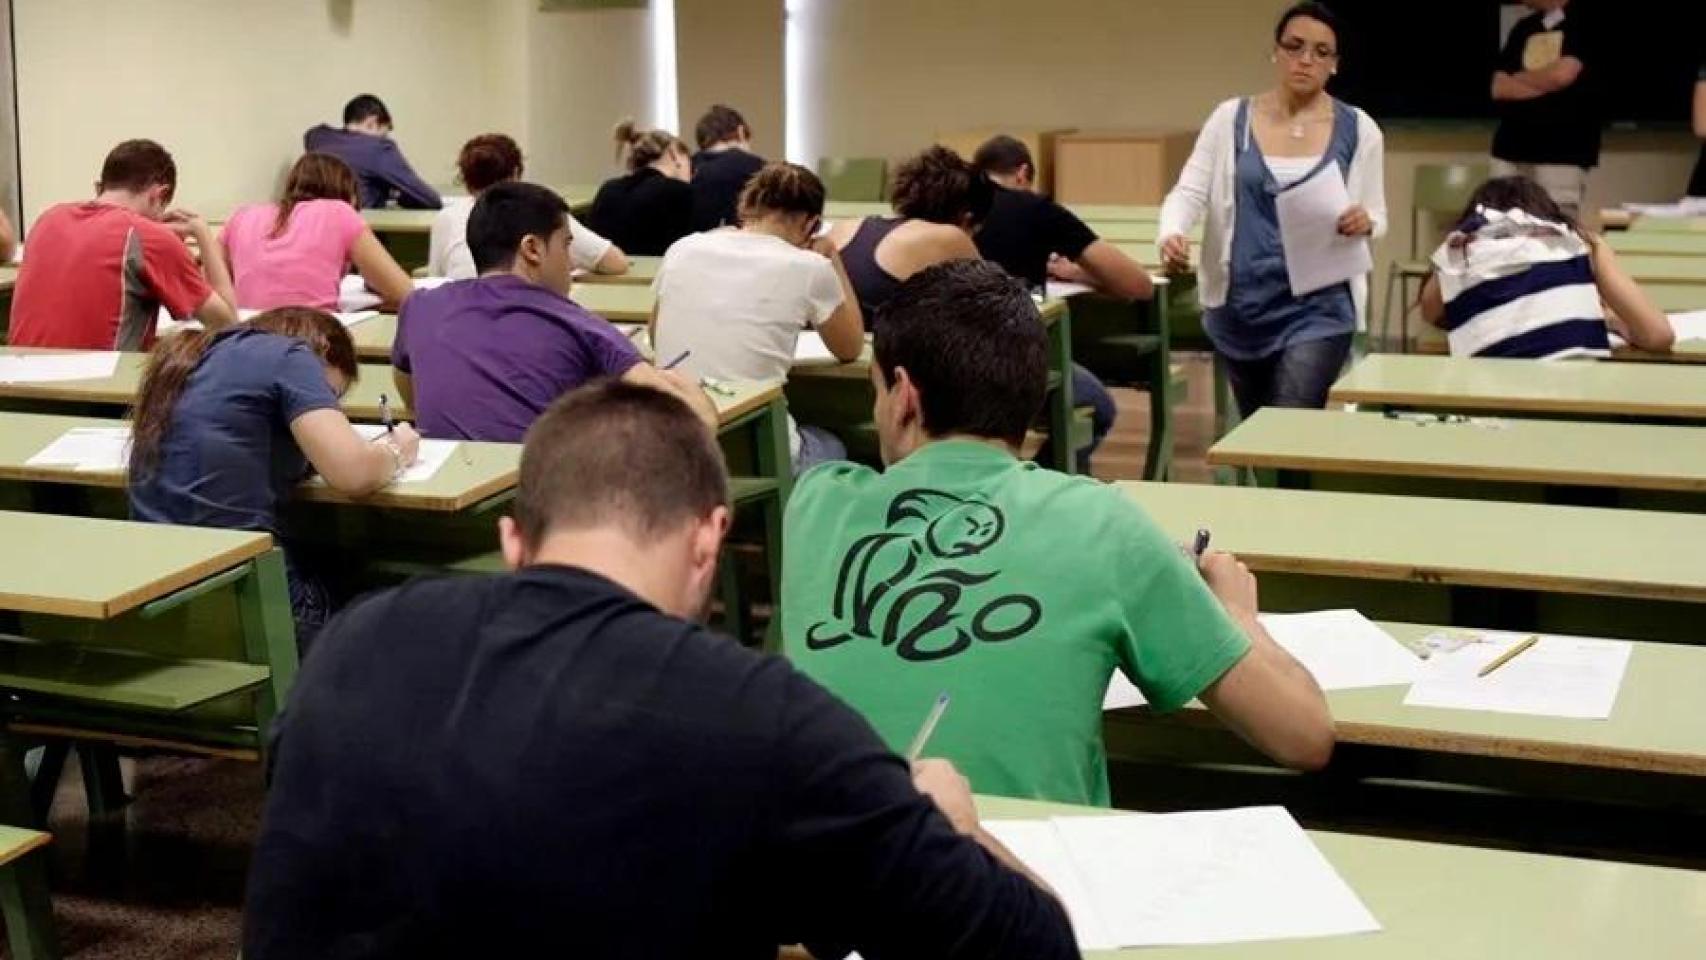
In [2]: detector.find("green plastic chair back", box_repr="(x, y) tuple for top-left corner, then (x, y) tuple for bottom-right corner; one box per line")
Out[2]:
(1410, 162), (1489, 256)
(818, 157), (888, 202)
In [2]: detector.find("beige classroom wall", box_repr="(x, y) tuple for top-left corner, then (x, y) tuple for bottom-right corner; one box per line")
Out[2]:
(13, 0), (521, 227)
(674, 0), (784, 159)
(521, 3), (657, 188)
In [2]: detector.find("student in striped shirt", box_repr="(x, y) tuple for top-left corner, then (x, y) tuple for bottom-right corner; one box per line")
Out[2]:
(1420, 176), (1674, 358)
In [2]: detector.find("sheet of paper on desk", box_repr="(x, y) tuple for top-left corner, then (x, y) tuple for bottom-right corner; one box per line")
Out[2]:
(794, 332), (840, 365)
(1276, 165), (1372, 297)
(1666, 310), (1706, 344)
(1403, 632), (1632, 719)
(349, 424), (458, 484)
(26, 427), (131, 471)
(987, 808), (1379, 948)
(1044, 280), (1095, 299)
(0, 351), (121, 383)
(1622, 198), (1706, 218)
(1260, 610), (1426, 690)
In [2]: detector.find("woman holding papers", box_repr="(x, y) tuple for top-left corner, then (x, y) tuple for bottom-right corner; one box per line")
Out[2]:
(128, 307), (420, 649)
(1158, 2), (1386, 418)
(221, 153), (414, 312)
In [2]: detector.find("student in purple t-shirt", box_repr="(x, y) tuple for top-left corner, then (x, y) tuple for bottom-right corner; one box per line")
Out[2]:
(392, 181), (717, 443)
(303, 94), (441, 210)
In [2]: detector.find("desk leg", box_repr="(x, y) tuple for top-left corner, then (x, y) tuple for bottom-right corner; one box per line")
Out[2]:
(0, 846), (59, 960)
(1048, 307), (1076, 475)
(757, 397), (791, 652)
(1144, 285), (1174, 482)
(234, 550), (299, 769)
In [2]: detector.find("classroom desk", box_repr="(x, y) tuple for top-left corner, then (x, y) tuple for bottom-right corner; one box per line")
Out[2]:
(1327, 354), (1706, 422)
(1207, 407), (1706, 506)
(1598, 208), (1634, 231)
(574, 255), (661, 286)
(1065, 203), (1162, 222)
(821, 200), (892, 220)
(1646, 282), (1706, 313)
(0, 348), (410, 422)
(1117, 480), (1706, 642)
(1617, 254), (1706, 284)
(1606, 231), (1706, 256)
(571, 282), (654, 322)
(1410, 322), (1706, 365)
(976, 794), (1706, 960)
(360, 208), (436, 235)
(1628, 214), (1706, 234)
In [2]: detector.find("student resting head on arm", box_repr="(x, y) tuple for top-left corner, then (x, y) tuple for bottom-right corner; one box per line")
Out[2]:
(1420, 175), (1675, 357)
(653, 160), (864, 475)
(585, 120), (695, 256)
(827, 145), (994, 322)
(303, 94), (442, 210)
(219, 152), (413, 312)
(243, 378), (1078, 960)
(128, 307), (420, 649)
(8, 138), (238, 351)
(429, 133), (627, 281)
(780, 260), (1334, 807)
(689, 103), (767, 231)
(394, 180), (713, 442)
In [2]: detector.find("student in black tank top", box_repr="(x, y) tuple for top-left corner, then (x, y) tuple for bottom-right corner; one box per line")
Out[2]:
(588, 121), (695, 257)
(690, 104), (767, 231)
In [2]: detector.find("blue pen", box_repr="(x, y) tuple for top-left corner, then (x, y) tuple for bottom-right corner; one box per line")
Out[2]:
(1193, 528), (1212, 559)
(663, 350), (692, 371)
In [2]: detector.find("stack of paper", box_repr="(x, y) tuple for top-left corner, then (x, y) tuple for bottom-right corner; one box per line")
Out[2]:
(0, 351), (122, 383)
(1666, 311), (1706, 345)
(348, 424), (458, 484)
(983, 807), (1380, 949)
(1276, 165), (1372, 297)
(1621, 198), (1706, 219)
(25, 427), (131, 471)
(1403, 631), (1632, 719)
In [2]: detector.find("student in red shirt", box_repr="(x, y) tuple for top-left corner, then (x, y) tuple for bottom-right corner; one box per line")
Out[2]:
(8, 139), (237, 351)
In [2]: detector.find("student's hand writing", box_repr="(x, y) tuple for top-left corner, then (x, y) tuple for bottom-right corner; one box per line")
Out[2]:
(808, 235), (839, 258)
(1337, 205), (1373, 237)
(162, 208), (213, 241)
(1047, 254), (1089, 284)
(911, 759), (978, 836)
(1198, 550), (1260, 623)
(377, 422), (421, 473)
(1159, 234), (1192, 273)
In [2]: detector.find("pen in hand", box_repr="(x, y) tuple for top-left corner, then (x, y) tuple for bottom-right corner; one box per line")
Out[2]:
(1192, 528), (1212, 560)
(379, 393), (394, 435)
(906, 692), (952, 762)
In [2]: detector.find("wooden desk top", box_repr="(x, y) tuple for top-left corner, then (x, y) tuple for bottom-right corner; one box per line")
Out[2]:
(575, 256), (660, 286)
(1118, 481), (1706, 604)
(979, 794), (1706, 959)
(0, 265), (17, 293)
(1207, 407), (1706, 493)
(0, 510), (271, 619)
(1597, 208), (1635, 231)
(571, 282), (654, 322)
(1067, 203), (1162, 222)
(1328, 354), (1706, 420)
(0, 411), (520, 513)
(1628, 215), (1706, 234)
(1645, 283), (1706, 313)
(1607, 232), (1706, 256)
(1617, 254), (1706, 284)
(822, 200), (893, 220)
(360, 208), (438, 235)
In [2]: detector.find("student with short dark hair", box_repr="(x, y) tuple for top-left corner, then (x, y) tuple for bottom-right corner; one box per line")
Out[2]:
(586, 120), (695, 256)
(690, 103), (767, 231)
(10, 138), (237, 350)
(304, 94), (441, 210)
(220, 152), (412, 311)
(129, 307), (420, 648)
(827, 145), (993, 321)
(243, 378), (1077, 960)
(428, 134), (628, 280)
(782, 260), (1334, 806)
(395, 181), (712, 442)
(653, 162), (863, 473)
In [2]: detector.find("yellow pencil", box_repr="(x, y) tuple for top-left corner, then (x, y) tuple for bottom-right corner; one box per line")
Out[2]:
(1478, 634), (1540, 678)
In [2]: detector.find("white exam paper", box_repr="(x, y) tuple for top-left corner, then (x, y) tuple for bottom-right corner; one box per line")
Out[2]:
(25, 427), (131, 471)
(1666, 310), (1706, 344)
(349, 424), (457, 484)
(1276, 165), (1372, 297)
(1403, 631), (1632, 720)
(1260, 610), (1426, 691)
(0, 351), (122, 383)
(793, 332), (841, 365)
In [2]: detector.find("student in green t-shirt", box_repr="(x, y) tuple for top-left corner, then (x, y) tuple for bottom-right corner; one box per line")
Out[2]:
(780, 260), (1334, 807)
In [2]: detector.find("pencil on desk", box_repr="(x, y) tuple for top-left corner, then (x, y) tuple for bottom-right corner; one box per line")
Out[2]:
(1478, 634), (1540, 678)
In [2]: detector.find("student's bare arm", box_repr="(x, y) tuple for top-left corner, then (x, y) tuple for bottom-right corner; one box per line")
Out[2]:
(0, 208), (16, 264)
(184, 214), (239, 330)
(1072, 240), (1154, 302)
(350, 227), (415, 311)
(1590, 238), (1675, 352)
(290, 408), (420, 496)
(911, 760), (1061, 902)
(810, 238), (866, 361)
(622, 363), (719, 430)
(1420, 273), (1447, 329)
(593, 244), (631, 275)
(1194, 552), (1334, 771)
(392, 369), (415, 410)
(1694, 78), (1706, 139)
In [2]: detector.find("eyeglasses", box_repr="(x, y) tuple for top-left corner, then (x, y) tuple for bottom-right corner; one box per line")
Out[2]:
(1277, 38), (1338, 63)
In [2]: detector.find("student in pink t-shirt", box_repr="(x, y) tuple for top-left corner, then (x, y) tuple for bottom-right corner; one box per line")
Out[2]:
(220, 152), (412, 311)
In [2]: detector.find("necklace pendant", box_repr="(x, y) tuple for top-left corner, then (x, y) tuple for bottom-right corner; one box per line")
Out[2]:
(1290, 122), (1305, 140)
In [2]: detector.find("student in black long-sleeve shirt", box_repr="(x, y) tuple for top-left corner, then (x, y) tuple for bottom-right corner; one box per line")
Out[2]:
(691, 104), (767, 230)
(587, 120), (697, 256)
(303, 94), (442, 210)
(243, 379), (1076, 960)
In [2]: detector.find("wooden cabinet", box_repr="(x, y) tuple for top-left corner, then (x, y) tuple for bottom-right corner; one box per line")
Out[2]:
(1052, 130), (1196, 205)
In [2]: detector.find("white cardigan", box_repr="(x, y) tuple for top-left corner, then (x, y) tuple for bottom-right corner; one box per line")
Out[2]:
(1159, 97), (1389, 326)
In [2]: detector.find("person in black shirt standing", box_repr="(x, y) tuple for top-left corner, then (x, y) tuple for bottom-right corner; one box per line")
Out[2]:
(587, 120), (696, 256)
(1490, 0), (1597, 217)
(243, 380), (1077, 960)
(973, 135), (1156, 474)
(691, 104), (768, 230)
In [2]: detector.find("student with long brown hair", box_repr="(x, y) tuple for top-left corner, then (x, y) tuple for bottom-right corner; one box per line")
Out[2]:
(586, 120), (695, 256)
(219, 152), (413, 311)
(429, 133), (629, 280)
(129, 307), (421, 647)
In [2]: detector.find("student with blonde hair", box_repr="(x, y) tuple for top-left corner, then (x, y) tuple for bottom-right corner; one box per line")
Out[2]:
(586, 120), (695, 256)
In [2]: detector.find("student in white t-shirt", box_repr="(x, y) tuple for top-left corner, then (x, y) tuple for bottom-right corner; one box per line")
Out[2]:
(429, 134), (629, 280)
(651, 162), (863, 473)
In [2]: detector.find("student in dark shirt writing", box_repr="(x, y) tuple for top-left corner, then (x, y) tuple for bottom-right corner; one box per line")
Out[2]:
(243, 379), (1077, 960)
(304, 94), (442, 210)
(691, 103), (767, 230)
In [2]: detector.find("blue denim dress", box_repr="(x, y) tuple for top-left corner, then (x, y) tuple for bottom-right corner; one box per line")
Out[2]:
(1205, 97), (1360, 362)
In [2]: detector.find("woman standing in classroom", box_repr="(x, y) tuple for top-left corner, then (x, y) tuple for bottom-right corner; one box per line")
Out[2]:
(1158, 1), (1386, 418)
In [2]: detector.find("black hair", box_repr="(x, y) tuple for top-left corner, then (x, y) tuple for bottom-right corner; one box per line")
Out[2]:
(1456, 175), (1583, 237)
(890, 146), (996, 228)
(98, 139), (177, 198)
(972, 135), (1034, 177)
(467, 181), (570, 274)
(1275, 2), (1341, 45)
(694, 104), (749, 151)
(343, 94), (393, 127)
(873, 260), (1048, 448)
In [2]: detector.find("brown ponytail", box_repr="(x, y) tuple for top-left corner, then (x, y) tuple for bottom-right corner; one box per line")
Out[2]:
(612, 118), (688, 173)
(129, 308), (360, 477)
(272, 152), (360, 238)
